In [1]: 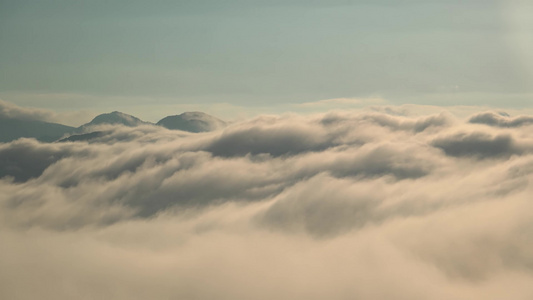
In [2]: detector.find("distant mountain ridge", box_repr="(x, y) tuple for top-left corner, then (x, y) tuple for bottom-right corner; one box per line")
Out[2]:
(1, 110), (225, 143)
(0, 117), (75, 143)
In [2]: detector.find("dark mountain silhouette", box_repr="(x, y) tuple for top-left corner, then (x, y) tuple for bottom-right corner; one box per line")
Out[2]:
(58, 131), (105, 143)
(0, 116), (75, 143)
(156, 112), (226, 133)
(1, 109), (225, 143)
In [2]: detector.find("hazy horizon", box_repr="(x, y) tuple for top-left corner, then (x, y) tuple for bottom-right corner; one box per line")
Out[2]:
(1, 1), (532, 119)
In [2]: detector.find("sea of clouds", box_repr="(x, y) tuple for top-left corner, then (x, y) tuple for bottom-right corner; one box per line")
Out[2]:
(1, 106), (533, 299)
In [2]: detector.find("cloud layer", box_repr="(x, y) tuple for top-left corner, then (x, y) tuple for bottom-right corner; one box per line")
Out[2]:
(1, 107), (533, 299)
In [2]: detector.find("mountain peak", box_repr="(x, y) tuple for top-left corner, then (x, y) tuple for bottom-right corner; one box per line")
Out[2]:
(81, 111), (148, 128)
(157, 112), (225, 133)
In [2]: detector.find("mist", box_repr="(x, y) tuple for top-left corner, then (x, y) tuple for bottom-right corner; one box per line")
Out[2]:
(1, 106), (533, 299)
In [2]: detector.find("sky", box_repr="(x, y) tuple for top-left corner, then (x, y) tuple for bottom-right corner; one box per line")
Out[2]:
(0, 1), (532, 123)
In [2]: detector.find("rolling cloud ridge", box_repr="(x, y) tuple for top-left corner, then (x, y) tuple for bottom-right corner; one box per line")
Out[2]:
(1, 107), (533, 299)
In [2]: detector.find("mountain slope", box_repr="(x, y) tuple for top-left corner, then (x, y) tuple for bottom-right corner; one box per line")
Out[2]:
(58, 131), (105, 143)
(0, 117), (75, 143)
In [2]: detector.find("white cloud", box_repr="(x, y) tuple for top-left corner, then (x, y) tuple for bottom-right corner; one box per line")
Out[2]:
(0, 99), (55, 122)
(0, 98), (95, 126)
(1, 106), (533, 299)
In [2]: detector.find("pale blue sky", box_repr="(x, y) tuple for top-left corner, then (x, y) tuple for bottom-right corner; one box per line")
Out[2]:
(0, 0), (531, 121)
